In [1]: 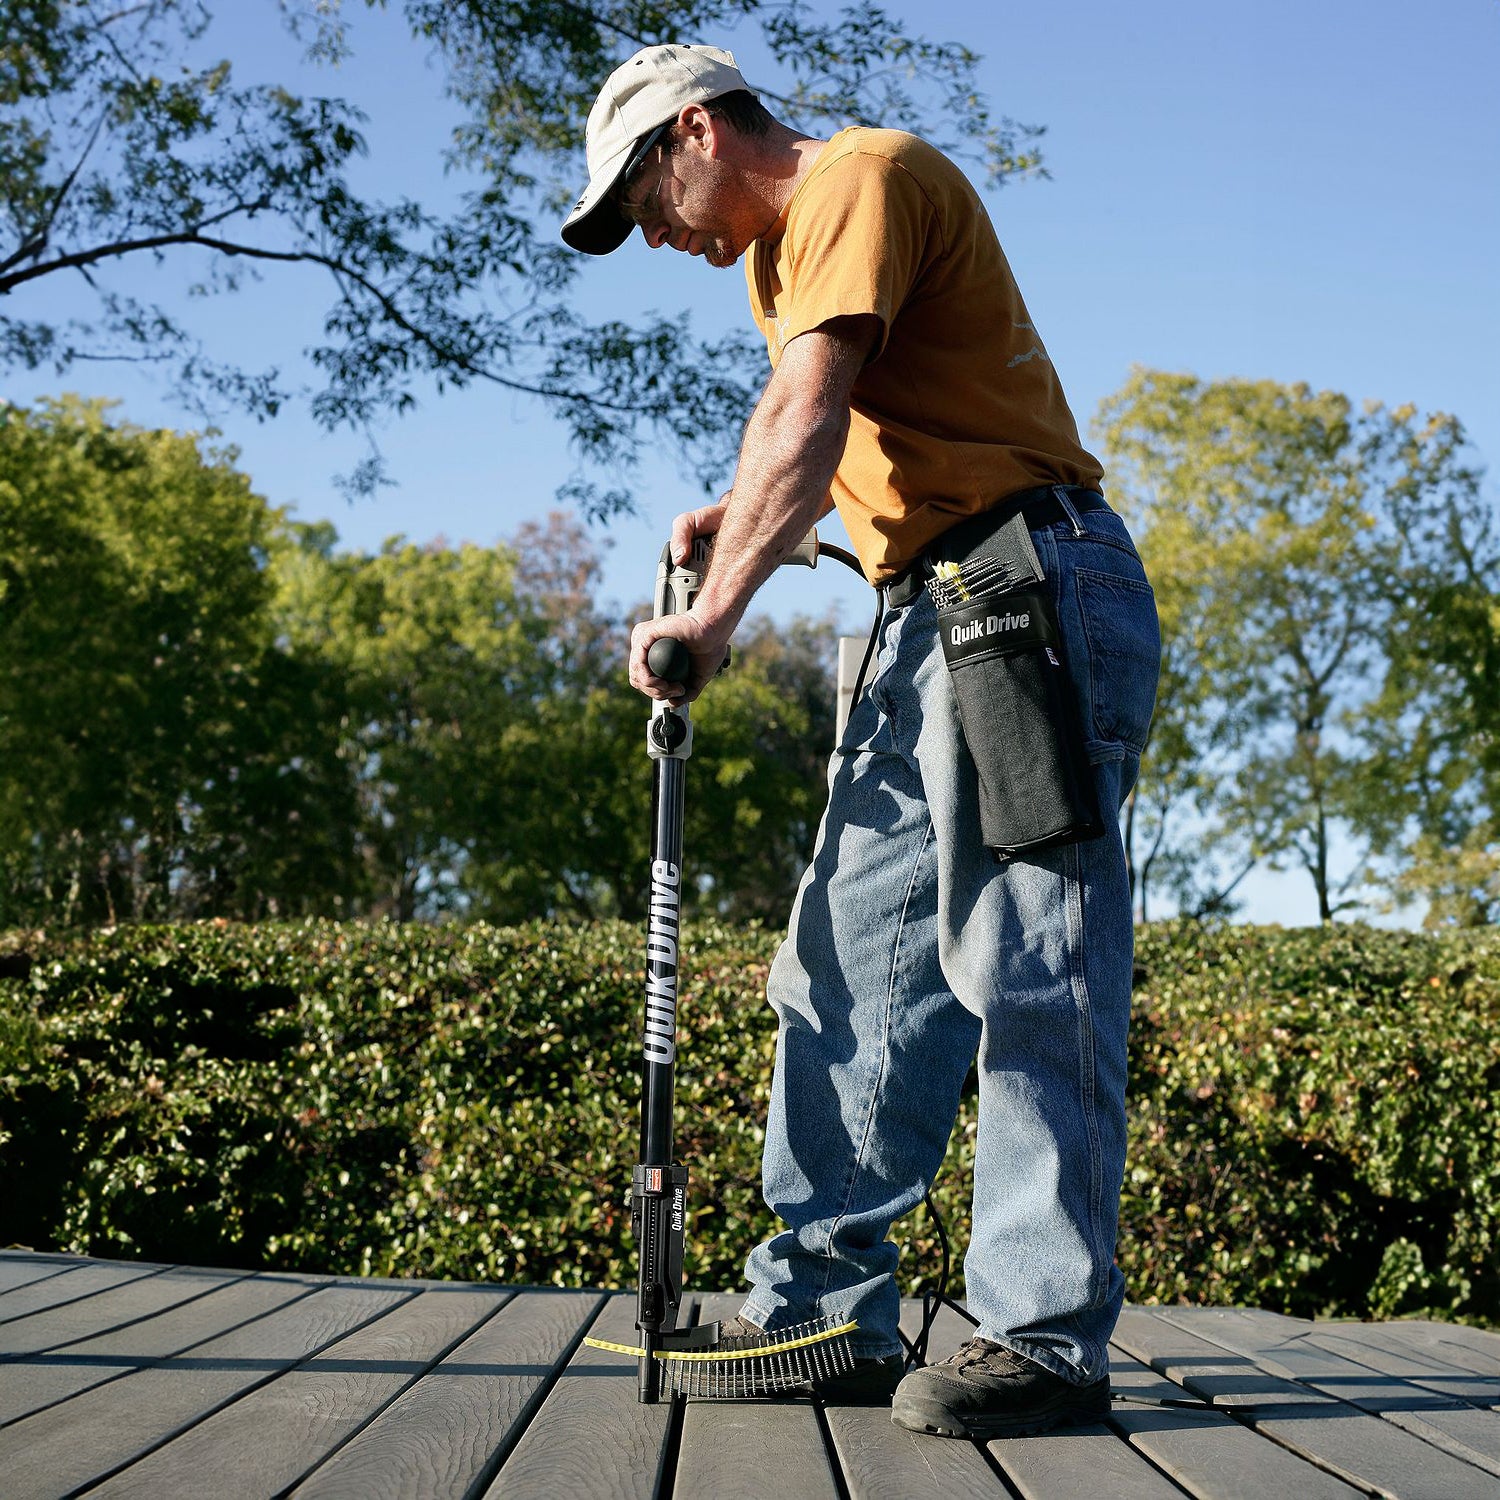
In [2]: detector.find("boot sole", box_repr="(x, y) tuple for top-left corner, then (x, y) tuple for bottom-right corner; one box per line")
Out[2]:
(891, 1386), (1109, 1440)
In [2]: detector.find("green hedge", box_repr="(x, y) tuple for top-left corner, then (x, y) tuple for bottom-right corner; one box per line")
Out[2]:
(1, 919), (1496, 1325)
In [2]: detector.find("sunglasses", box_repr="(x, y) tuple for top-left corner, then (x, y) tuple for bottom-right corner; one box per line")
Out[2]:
(615, 120), (673, 220)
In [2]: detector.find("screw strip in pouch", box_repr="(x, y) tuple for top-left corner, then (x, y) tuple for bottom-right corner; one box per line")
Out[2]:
(927, 552), (1037, 610)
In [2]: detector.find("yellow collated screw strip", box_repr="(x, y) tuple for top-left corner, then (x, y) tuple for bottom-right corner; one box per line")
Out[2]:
(582, 1320), (859, 1362)
(933, 559), (968, 601)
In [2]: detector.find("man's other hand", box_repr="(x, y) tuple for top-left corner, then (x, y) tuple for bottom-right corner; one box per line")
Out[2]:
(669, 498), (729, 564)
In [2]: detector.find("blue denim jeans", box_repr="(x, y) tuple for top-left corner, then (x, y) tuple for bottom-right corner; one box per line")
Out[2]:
(742, 502), (1160, 1384)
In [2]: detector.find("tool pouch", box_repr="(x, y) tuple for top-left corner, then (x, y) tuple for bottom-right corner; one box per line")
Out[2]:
(930, 510), (1104, 860)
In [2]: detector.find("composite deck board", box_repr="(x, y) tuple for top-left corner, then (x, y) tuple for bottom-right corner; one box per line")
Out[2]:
(91, 1284), (512, 1499)
(0, 1272), (313, 1428)
(673, 1292), (843, 1499)
(1228, 1308), (1500, 1379)
(685, 1292), (1001, 1500)
(4, 1253), (1497, 1499)
(1387, 1320), (1500, 1376)
(0, 1279), (408, 1499)
(0, 1257), (167, 1327)
(292, 1286), (598, 1500)
(1115, 1306), (1500, 1500)
(482, 1291), (678, 1500)
(0, 1253), (82, 1298)
(989, 1421), (1191, 1500)
(0, 1261), (250, 1356)
(823, 1403), (1007, 1499)
(1105, 1350), (1365, 1500)
(1307, 1322), (1500, 1406)
(678, 1401), (844, 1499)
(1404, 1319), (1500, 1356)
(1155, 1304), (1500, 1478)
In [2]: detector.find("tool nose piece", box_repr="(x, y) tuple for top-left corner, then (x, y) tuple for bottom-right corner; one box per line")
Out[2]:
(648, 637), (692, 683)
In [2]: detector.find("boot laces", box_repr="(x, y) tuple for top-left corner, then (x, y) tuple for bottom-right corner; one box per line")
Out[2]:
(950, 1337), (1028, 1374)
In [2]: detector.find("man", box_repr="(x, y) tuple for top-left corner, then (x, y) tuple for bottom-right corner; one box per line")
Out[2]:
(562, 43), (1160, 1440)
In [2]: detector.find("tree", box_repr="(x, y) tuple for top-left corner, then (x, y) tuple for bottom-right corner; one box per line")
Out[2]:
(1097, 370), (1493, 923)
(1, 0), (1044, 509)
(688, 612), (840, 920)
(275, 528), (553, 920)
(0, 395), (350, 922)
(0, 392), (849, 929)
(272, 511), (843, 923)
(1353, 410), (1499, 925)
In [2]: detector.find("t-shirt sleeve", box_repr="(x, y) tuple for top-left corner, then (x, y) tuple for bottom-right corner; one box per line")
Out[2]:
(778, 152), (938, 360)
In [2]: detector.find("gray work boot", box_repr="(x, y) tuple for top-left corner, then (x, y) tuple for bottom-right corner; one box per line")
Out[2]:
(719, 1314), (904, 1404)
(891, 1337), (1109, 1438)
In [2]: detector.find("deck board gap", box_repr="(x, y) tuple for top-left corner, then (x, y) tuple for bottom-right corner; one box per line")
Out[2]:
(974, 1437), (1032, 1500)
(810, 1397), (856, 1500)
(0, 1262), (175, 1330)
(18, 1269), (260, 1358)
(648, 1388), (689, 1500)
(0, 1276), (323, 1433)
(265, 1287), (519, 1500)
(8, 1264), (1499, 1499)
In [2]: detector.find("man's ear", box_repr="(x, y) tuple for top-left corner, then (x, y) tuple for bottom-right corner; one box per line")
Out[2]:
(678, 102), (723, 158)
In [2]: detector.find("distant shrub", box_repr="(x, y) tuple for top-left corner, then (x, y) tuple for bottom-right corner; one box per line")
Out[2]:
(0, 919), (1496, 1324)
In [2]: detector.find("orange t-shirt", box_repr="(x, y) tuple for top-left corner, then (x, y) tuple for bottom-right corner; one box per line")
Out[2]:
(746, 128), (1105, 582)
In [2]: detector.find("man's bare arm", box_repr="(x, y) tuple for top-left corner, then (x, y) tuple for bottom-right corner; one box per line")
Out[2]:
(630, 313), (879, 701)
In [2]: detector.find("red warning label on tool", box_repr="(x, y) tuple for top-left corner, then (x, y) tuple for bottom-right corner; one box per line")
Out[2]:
(645, 1168), (663, 1193)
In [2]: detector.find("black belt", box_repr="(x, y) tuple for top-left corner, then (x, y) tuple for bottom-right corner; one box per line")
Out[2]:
(882, 485), (1109, 609)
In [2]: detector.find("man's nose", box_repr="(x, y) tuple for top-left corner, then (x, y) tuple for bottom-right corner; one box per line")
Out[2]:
(642, 220), (671, 250)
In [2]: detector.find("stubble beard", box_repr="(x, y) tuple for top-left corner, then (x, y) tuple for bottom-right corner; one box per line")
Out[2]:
(703, 235), (741, 269)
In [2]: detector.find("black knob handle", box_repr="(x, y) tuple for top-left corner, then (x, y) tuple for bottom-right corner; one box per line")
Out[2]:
(647, 636), (691, 683)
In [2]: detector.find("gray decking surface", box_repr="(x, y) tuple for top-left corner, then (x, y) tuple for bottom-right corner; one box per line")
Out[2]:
(1, 1251), (1498, 1498)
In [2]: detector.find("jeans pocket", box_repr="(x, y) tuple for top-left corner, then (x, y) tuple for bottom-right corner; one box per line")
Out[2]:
(1075, 568), (1161, 755)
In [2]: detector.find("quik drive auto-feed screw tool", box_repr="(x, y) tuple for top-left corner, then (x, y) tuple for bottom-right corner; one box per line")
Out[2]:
(581, 528), (864, 1402)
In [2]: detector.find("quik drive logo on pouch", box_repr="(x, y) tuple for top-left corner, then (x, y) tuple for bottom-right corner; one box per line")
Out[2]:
(938, 587), (1054, 668)
(950, 605), (1032, 648)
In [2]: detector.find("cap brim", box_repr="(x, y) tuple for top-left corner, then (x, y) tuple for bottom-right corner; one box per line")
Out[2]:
(561, 142), (637, 255)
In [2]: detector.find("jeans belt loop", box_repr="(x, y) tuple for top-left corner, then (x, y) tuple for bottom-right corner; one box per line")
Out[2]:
(1052, 484), (1086, 537)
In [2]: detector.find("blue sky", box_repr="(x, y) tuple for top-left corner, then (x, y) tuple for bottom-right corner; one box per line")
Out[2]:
(11, 1), (1499, 923)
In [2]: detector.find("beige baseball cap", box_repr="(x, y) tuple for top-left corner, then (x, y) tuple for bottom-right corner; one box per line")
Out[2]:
(561, 44), (749, 254)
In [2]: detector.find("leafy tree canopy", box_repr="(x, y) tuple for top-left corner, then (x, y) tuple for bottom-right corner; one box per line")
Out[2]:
(0, 0), (1043, 510)
(1098, 369), (1495, 925)
(0, 394), (846, 926)
(0, 392), (294, 923)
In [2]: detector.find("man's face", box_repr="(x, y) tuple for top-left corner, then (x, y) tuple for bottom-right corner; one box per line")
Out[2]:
(616, 128), (756, 268)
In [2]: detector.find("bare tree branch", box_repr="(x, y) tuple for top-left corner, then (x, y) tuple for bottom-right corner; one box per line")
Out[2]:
(0, 112), (111, 277)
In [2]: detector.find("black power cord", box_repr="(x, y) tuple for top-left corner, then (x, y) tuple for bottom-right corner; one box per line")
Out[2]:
(900, 1190), (979, 1371)
(812, 543), (883, 713)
